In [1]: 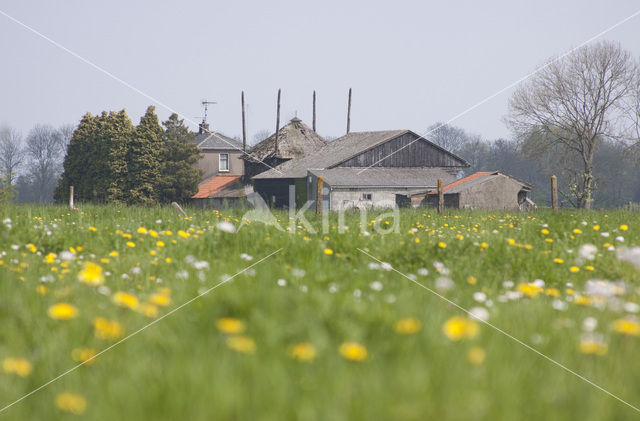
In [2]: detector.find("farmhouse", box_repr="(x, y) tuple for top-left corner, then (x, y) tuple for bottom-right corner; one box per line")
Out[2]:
(253, 129), (469, 209)
(243, 117), (327, 179)
(424, 171), (534, 210)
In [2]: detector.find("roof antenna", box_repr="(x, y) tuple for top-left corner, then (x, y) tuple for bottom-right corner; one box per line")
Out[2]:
(199, 99), (217, 134)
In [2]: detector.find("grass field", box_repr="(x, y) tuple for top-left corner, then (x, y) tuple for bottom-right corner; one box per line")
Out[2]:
(1, 204), (640, 420)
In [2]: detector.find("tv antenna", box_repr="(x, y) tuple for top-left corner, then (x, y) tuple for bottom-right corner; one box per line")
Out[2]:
(201, 99), (217, 123)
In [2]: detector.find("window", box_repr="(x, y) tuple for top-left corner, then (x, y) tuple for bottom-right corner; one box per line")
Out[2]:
(362, 193), (372, 200)
(219, 153), (229, 172)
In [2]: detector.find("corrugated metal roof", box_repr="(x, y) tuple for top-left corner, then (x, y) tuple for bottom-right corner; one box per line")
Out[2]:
(310, 167), (458, 188)
(253, 130), (408, 179)
(195, 132), (244, 151)
(192, 175), (242, 199)
(427, 171), (533, 194)
(245, 118), (327, 163)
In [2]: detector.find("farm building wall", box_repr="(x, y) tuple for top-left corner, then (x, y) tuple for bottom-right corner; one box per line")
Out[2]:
(196, 150), (244, 180)
(253, 178), (305, 208)
(458, 176), (524, 210)
(244, 157), (290, 180)
(335, 132), (467, 168)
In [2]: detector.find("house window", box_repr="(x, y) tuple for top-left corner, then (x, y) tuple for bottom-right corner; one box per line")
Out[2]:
(219, 153), (229, 172)
(362, 193), (372, 200)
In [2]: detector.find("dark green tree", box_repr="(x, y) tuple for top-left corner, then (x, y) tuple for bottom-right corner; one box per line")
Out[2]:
(55, 113), (96, 202)
(127, 106), (164, 205)
(157, 113), (202, 203)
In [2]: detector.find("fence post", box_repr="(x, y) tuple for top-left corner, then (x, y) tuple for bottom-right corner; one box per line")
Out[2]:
(316, 177), (324, 215)
(437, 178), (444, 214)
(69, 185), (74, 210)
(551, 175), (558, 211)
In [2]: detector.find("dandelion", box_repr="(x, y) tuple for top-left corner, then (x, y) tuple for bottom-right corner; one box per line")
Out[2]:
(443, 316), (479, 341)
(89, 226), (97, 232)
(569, 266), (580, 273)
(109, 251), (119, 257)
(467, 276), (478, 285)
(553, 258), (564, 264)
(93, 317), (124, 340)
(44, 253), (56, 264)
(620, 224), (629, 231)
(324, 248), (334, 255)
(149, 292), (171, 306)
(216, 317), (245, 334)
(56, 393), (87, 414)
(573, 228), (582, 234)
(437, 242), (447, 249)
(126, 241), (135, 248)
(137, 227), (147, 234)
(467, 346), (486, 366)
(339, 342), (368, 361)
(178, 230), (190, 238)
(541, 228), (550, 235)
(226, 336), (256, 353)
(78, 262), (105, 286)
(71, 348), (97, 365)
(517, 283), (543, 298)
(112, 292), (139, 309)
(579, 334), (608, 356)
(2, 357), (32, 377)
(48, 303), (78, 320)
(612, 318), (640, 337)
(156, 240), (165, 248)
(135, 303), (158, 318)
(289, 342), (317, 362)
(393, 317), (422, 334)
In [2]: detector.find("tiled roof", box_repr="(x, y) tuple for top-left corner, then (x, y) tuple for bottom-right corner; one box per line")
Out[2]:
(427, 171), (532, 194)
(192, 175), (242, 199)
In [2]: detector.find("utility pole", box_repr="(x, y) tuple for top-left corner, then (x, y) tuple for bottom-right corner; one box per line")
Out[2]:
(275, 89), (281, 154)
(312, 90), (317, 132)
(241, 91), (247, 153)
(346, 88), (352, 134)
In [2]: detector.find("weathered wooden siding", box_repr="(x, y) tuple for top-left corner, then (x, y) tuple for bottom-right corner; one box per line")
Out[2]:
(253, 178), (299, 208)
(335, 133), (467, 168)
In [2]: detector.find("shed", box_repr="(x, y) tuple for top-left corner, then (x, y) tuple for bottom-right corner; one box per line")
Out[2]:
(425, 171), (534, 210)
(191, 174), (253, 208)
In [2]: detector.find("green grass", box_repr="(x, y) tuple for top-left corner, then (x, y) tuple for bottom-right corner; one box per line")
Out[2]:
(1, 204), (640, 420)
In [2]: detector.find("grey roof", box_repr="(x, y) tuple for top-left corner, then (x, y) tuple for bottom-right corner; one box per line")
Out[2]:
(194, 132), (244, 151)
(309, 167), (459, 188)
(253, 129), (407, 179)
(245, 117), (327, 163)
(431, 171), (533, 195)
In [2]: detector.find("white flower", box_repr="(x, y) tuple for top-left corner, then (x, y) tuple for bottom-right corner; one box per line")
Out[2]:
(380, 262), (392, 271)
(217, 221), (236, 233)
(292, 268), (306, 278)
(472, 292), (487, 303)
(176, 270), (189, 279)
(624, 302), (640, 313)
(533, 279), (545, 288)
(353, 289), (362, 298)
(59, 251), (75, 261)
(239, 253), (253, 261)
(368, 262), (380, 270)
(328, 283), (338, 294)
(552, 299), (568, 311)
(417, 268), (429, 276)
(193, 261), (209, 270)
(469, 306), (489, 322)
(582, 317), (598, 332)
(435, 277), (454, 292)
(131, 266), (142, 275)
(277, 279), (287, 287)
(615, 236), (624, 243)
(97, 286), (111, 296)
(618, 247), (640, 270)
(601, 232), (610, 237)
(300, 285), (308, 293)
(584, 279), (625, 297)
(502, 280), (514, 289)
(578, 244), (597, 261)
(2, 218), (11, 225)
(369, 281), (383, 291)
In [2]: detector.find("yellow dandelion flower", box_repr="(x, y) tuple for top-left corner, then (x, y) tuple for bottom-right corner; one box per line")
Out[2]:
(56, 393), (87, 414)
(437, 242), (447, 249)
(545, 238), (554, 243)
(44, 253), (56, 264)
(467, 346), (486, 366)
(93, 317), (124, 340)
(569, 266), (580, 273)
(620, 224), (628, 231)
(165, 257), (172, 263)
(443, 316), (479, 341)
(149, 293), (171, 306)
(135, 303), (158, 318)
(156, 240), (165, 248)
(216, 317), (245, 334)
(517, 283), (543, 298)
(26, 243), (37, 253)
(78, 262), (104, 286)
(289, 342), (317, 362)
(467, 276), (478, 285)
(126, 241), (136, 248)
(579, 339), (608, 356)
(226, 336), (256, 354)
(178, 230), (190, 238)
(612, 318), (640, 337)
(137, 227), (148, 234)
(71, 348), (97, 365)
(393, 317), (422, 334)
(545, 288), (560, 298)
(89, 226), (97, 232)
(109, 251), (119, 257)
(585, 265), (595, 271)
(414, 237), (420, 243)
(112, 291), (139, 309)
(324, 248), (333, 255)
(149, 230), (158, 238)
(593, 225), (600, 231)
(36, 285), (48, 295)
(2, 357), (32, 377)
(48, 303), (78, 320)
(507, 238), (516, 245)
(339, 342), (368, 361)
(573, 228), (582, 234)
(541, 228), (549, 235)
(553, 258), (564, 264)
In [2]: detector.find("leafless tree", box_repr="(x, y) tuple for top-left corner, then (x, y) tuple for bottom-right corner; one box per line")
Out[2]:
(426, 122), (471, 152)
(24, 124), (65, 202)
(252, 129), (272, 146)
(0, 126), (24, 186)
(506, 41), (638, 208)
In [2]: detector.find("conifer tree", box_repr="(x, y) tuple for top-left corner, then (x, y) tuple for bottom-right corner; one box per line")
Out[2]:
(157, 113), (202, 203)
(55, 113), (95, 202)
(127, 106), (163, 205)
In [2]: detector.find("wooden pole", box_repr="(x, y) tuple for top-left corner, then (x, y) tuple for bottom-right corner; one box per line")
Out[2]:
(316, 177), (324, 215)
(312, 90), (317, 132)
(171, 202), (188, 218)
(69, 185), (75, 210)
(346, 88), (352, 134)
(437, 178), (444, 214)
(274, 88), (281, 154)
(551, 175), (558, 211)
(241, 91), (247, 153)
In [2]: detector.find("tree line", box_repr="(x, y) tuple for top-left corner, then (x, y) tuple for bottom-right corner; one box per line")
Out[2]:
(0, 106), (202, 206)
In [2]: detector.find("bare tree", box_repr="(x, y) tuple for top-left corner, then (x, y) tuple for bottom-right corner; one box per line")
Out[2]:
(426, 122), (471, 152)
(507, 41), (638, 208)
(24, 125), (66, 203)
(0, 126), (24, 186)
(252, 129), (272, 146)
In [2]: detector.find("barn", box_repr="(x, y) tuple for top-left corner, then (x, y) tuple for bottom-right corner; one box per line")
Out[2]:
(425, 171), (534, 210)
(253, 129), (469, 209)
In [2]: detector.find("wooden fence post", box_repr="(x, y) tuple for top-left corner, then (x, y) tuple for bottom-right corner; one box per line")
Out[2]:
(551, 175), (558, 211)
(437, 178), (444, 214)
(171, 202), (188, 218)
(316, 177), (324, 215)
(69, 185), (74, 209)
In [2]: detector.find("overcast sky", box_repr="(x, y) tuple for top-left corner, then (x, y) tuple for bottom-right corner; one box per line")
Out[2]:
(1, 0), (639, 143)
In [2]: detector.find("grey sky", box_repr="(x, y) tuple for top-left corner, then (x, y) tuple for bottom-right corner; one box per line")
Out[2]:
(1, 0), (639, 143)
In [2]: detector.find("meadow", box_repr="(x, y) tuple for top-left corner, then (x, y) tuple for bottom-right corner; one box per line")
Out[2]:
(1, 204), (640, 420)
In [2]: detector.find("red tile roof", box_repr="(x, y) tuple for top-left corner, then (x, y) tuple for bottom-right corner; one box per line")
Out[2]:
(192, 175), (242, 199)
(428, 171), (493, 194)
